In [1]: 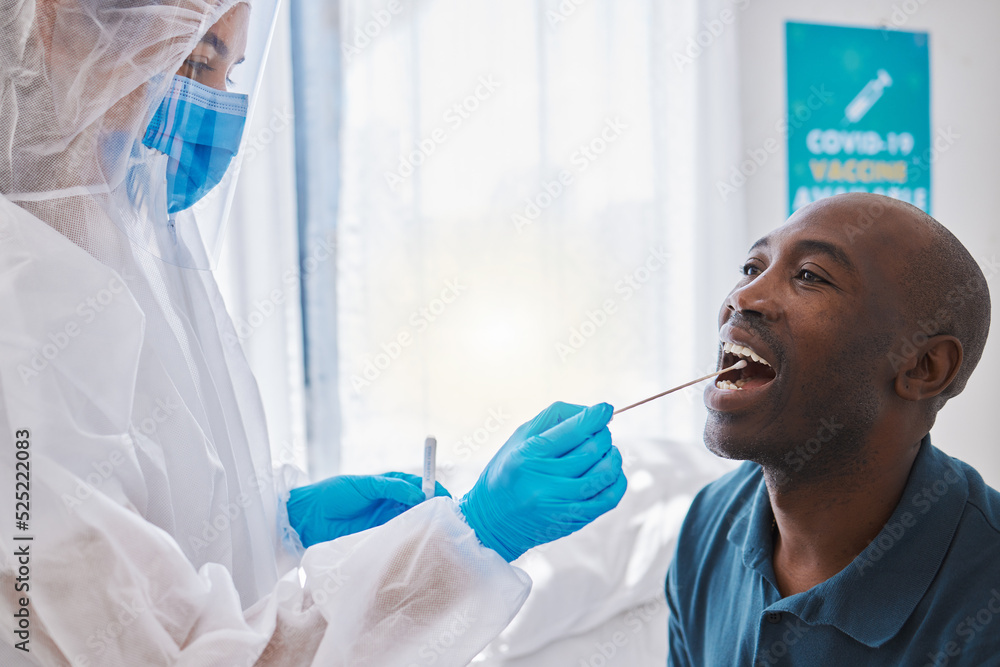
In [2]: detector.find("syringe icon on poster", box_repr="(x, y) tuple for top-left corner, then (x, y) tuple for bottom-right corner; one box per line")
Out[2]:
(843, 69), (893, 125)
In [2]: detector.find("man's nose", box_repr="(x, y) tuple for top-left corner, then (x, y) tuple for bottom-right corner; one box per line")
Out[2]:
(726, 272), (781, 321)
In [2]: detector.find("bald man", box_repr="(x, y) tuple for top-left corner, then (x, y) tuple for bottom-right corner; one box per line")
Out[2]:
(666, 193), (998, 666)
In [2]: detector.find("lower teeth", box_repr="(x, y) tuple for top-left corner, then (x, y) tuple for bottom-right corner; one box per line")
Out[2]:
(715, 379), (744, 391)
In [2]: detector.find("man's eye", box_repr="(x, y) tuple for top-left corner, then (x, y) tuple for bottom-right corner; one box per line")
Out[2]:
(797, 269), (826, 283)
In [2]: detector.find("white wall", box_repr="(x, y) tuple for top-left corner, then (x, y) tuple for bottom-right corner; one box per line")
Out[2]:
(733, 0), (1000, 486)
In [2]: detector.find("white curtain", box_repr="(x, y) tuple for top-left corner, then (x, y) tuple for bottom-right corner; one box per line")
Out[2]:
(217, 0), (309, 472)
(335, 0), (749, 492)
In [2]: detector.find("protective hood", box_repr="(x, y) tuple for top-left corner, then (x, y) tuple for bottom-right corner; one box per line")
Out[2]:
(1, 0), (279, 269)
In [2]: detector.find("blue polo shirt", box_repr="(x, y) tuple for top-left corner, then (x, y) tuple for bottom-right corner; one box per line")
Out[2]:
(666, 436), (1000, 666)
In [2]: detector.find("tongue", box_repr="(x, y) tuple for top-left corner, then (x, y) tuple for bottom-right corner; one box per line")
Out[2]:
(740, 375), (772, 390)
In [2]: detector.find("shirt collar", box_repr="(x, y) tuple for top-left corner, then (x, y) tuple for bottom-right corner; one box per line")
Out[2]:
(728, 435), (969, 648)
(726, 469), (777, 581)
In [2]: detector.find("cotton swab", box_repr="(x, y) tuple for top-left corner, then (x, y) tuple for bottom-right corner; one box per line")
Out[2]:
(422, 436), (437, 501)
(612, 360), (748, 417)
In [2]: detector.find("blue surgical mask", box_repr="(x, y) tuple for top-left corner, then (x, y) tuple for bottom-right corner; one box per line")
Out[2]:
(142, 75), (248, 213)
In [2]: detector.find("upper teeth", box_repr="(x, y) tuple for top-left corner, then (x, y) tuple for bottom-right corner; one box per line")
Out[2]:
(722, 341), (771, 366)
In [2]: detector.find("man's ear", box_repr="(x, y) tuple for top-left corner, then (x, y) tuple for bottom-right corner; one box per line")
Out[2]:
(894, 335), (963, 401)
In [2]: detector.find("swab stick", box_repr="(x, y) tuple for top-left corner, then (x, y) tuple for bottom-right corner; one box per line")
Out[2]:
(612, 360), (748, 416)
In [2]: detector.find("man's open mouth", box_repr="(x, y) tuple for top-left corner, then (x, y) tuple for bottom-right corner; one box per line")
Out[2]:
(716, 341), (778, 390)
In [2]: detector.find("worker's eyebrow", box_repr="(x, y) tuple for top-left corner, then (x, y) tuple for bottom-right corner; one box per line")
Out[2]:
(200, 30), (229, 57)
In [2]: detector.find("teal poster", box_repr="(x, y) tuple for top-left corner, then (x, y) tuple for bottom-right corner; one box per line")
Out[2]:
(786, 22), (931, 214)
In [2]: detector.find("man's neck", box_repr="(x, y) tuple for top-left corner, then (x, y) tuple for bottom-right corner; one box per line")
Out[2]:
(766, 436), (922, 597)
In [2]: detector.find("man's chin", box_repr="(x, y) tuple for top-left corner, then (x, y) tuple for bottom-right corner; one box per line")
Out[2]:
(703, 420), (757, 462)
(702, 411), (786, 465)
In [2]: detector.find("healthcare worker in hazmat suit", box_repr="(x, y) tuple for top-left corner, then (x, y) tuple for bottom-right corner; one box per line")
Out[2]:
(0, 0), (627, 664)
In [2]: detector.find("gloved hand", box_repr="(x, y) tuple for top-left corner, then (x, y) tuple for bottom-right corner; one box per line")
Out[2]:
(287, 472), (451, 548)
(459, 402), (627, 562)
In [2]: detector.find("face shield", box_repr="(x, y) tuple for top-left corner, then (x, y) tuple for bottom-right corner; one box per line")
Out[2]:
(2, 0), (277, 270)
(104, 0), (281, 269)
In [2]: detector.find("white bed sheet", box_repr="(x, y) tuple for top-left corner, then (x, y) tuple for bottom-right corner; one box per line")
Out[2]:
(474, 437), (735, 666)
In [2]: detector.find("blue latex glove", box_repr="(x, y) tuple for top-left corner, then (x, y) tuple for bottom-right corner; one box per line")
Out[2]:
(287, 472), (451, 548)
(459, 402), (627, 562)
